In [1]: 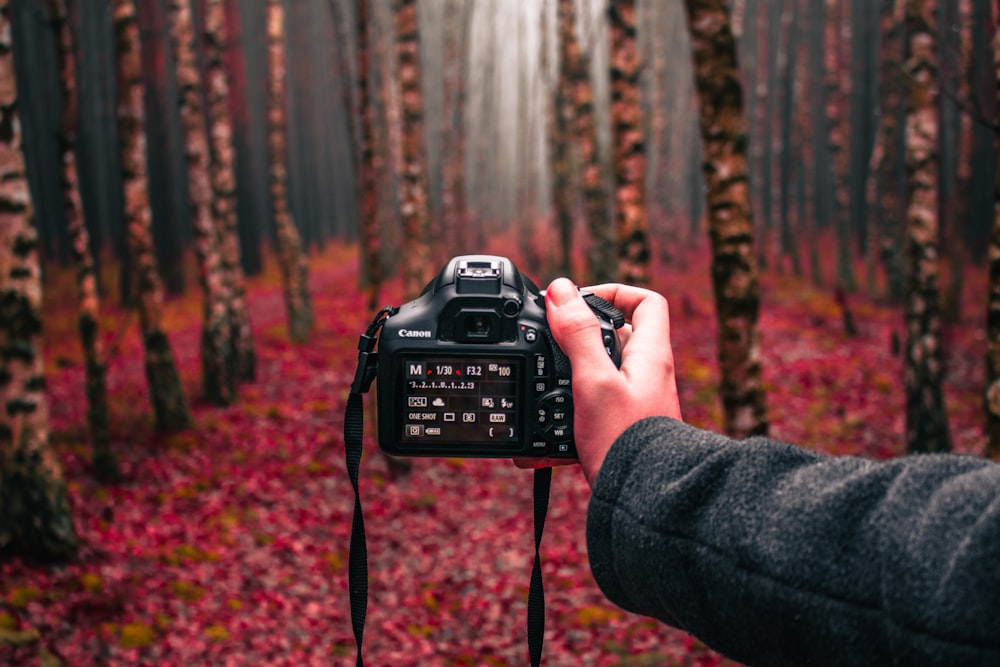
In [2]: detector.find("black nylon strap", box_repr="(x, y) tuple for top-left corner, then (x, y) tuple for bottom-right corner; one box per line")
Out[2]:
(528, 466), (552, 666)
(345, 307), (395, 666)
(345, 392), (367, 667)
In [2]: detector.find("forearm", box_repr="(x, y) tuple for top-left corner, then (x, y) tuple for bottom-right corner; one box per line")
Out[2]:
(587, 417), (1000, 667)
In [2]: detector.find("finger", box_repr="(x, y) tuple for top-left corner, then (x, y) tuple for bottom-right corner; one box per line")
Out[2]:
(545, 278), (619, 377)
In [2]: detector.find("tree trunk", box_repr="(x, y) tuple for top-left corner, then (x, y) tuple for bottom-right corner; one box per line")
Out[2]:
(902, 0), (949, 454)
(440, 0), (472, 259)
(356, 0), (382, 311)
(112, 0), (192, 432)
(394, 0), (435, 297)
(51, 0), (117, 480)
(868, 0), (907, 303)
(0, 0), (78, 559)
(202, 0), (255, 378)
(550, 0), (577, 277)
(266, 0), (313, 342)
(563, 0), (614, 284)
(825, 0), (857, 292)
(683, 0), (769, 438)
(608, 0), (651, 285)
(167, 0), (235, 405)
(984, 17), (1000, 460)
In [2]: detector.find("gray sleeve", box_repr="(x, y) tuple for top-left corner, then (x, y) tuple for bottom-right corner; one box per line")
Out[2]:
(586, 417), (1000, 667)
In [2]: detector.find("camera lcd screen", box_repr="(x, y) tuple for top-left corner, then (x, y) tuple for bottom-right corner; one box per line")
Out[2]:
(399, 356), (522, 445)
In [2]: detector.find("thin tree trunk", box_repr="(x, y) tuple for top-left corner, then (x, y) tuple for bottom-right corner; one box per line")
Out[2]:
(868, 0), (908, 302)
(266, 0), (313, 342)
(394, 0), (434, 297)
(0, 0), (77, 559)
(903, 0), (949, 453)
(563, 0), (614, 284)
(550, 0), (576, 277)
(112, 0), (192, 432)
(440, 0), (472, 258)
(356, 0), (382, 311)
(52, 0), (117, 480)
(167, 0), (234, 405)
(203, 0), (255, 377)
(942, 0), (973, 323)
(825, 0), (857, 291)
(984, 16), (1000, 460)
(608, 0), (651, 285)
(684, 0), (769, 438)
(775, 0), (797, 273)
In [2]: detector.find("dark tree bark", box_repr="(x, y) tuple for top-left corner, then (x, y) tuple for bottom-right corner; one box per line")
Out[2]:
(135, 0), (190, 296)
(683, 0), (769, 438)
(550, 0), (576, 277)
(225, 0), (265, 276)
(902, 0), (949, 454)
(0, 0), (78, 560)
(868, 0), (907, 303)
(608, 0), (651, 285)
(984, 11), (1000, 461)
(52, 0), (117, 479)
(825, 0), (857, 292)
(356, 0), (382, 310)
(112, 0), (192, 432)
(266, 0), (313, 342)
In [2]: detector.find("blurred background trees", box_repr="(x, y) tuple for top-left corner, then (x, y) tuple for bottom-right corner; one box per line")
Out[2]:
(5, 0), (1000, 559)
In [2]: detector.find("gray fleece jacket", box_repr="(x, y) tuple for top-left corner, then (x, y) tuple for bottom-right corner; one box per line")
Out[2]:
(586, 417), (1000, 667)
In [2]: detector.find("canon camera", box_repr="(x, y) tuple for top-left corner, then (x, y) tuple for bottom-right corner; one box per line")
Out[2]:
(375, 255), (623, 458)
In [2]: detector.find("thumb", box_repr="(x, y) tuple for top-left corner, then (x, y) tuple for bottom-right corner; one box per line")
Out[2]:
(545, 278), (617, 375)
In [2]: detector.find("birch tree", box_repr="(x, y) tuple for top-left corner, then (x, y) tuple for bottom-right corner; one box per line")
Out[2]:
(394, 0), (435, 298)
(52, 0), (116, 478)
(902, 0), (949, 453)
(202, 0), (255, 377)
(0, 0), (77, 559)
(683, 0), (769, 438)
(608, 0), (651, 285)
(167, 0), (235, 405)
(112, 0), (191, 432)
(266, 0), (314, 342)
(356, 0), (382, 310)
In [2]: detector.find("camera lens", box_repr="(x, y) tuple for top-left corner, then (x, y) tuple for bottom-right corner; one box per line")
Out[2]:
(466, 314), (492, 336)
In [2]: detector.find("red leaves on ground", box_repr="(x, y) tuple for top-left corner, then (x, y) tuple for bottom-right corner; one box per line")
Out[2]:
(1, 242), (987, 666)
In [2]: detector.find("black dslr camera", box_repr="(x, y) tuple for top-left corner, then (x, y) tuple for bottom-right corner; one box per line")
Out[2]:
(376, 255), (623, 458)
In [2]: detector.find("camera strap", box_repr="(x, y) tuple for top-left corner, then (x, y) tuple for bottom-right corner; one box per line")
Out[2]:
(346, 307), (552, 667)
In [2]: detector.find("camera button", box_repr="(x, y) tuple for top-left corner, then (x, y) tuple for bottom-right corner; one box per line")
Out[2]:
(534, 380), (548, 394)
(536, 407), (549, 425)
(532, 439), (548, 450)
(524, 327), (538, 343)
(534, 355), (548, 377)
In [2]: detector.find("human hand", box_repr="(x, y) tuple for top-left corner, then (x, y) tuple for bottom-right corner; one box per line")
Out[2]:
(515, 278), (682, 486)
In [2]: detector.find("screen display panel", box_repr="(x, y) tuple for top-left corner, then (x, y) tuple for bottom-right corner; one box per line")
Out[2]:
(399, 356), (522, 445)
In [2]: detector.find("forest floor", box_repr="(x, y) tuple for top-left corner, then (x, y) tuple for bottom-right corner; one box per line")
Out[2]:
(0, 238), (990, 666)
